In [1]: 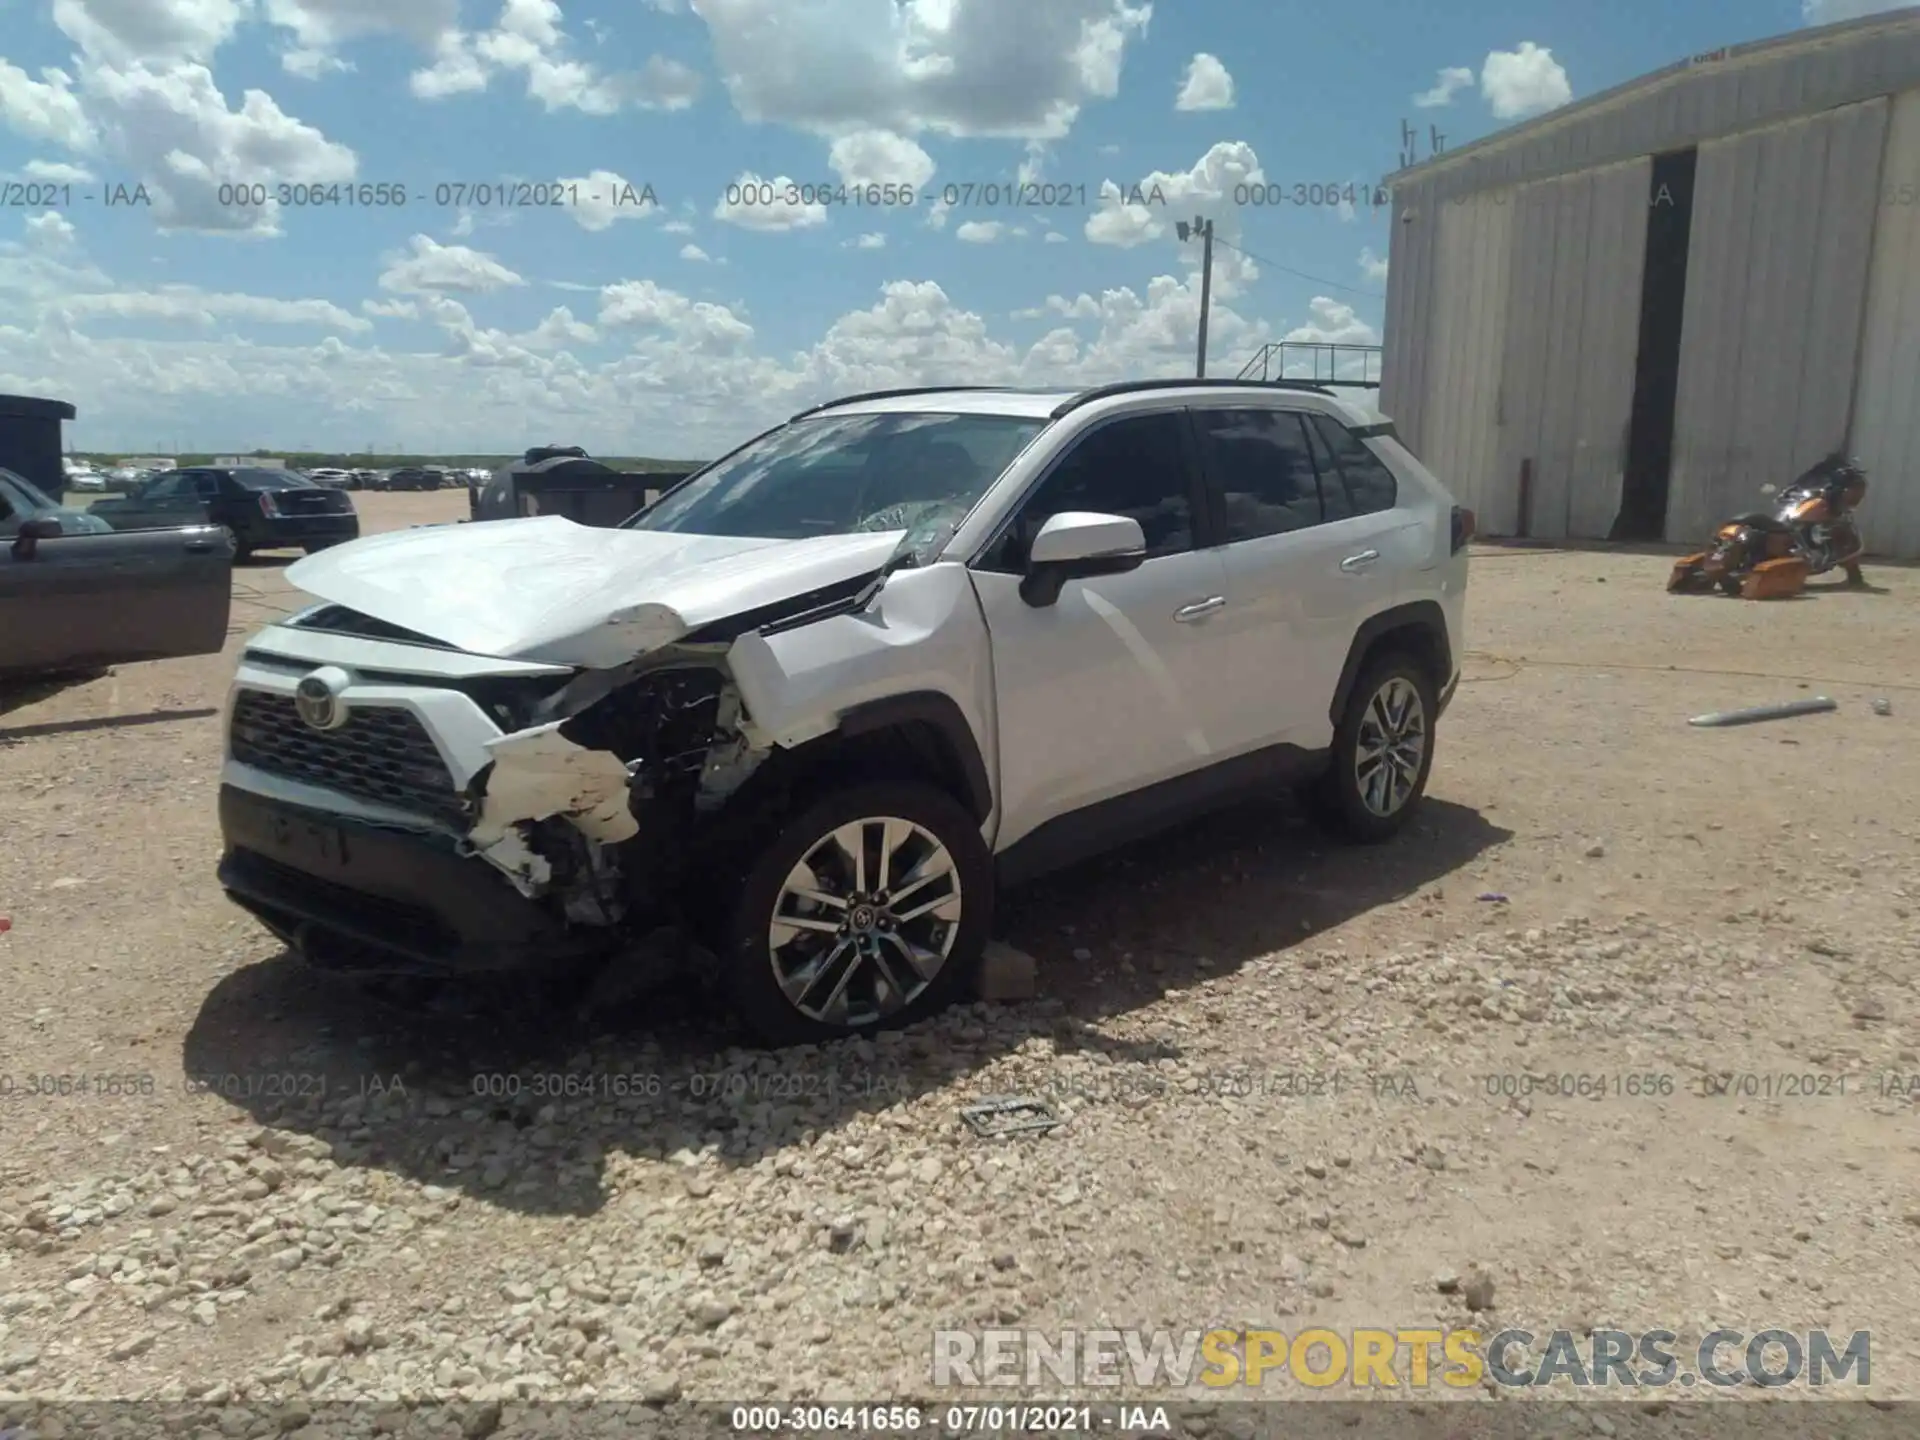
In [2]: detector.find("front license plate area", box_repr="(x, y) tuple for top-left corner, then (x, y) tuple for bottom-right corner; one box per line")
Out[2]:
(267, 808), (352, 871)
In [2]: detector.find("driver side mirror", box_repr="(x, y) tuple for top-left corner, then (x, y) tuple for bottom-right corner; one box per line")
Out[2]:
(11, 515), (62, 560)
(1020, 511), (1147, 607)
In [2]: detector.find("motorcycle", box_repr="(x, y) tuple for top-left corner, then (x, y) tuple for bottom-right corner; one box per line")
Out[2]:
(1668, 452), (1868, 599)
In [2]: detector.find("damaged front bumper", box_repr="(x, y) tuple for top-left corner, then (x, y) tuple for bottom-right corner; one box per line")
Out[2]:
(217, 627), (760, 977)
(217, 785), (599, 976)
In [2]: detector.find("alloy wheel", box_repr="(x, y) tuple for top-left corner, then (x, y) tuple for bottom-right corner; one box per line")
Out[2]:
(1353, 676), (1427, 818)
(768, 816), (963, 1028)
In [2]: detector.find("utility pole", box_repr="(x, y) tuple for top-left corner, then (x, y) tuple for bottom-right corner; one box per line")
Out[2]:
(1176, 215), (1216, 377)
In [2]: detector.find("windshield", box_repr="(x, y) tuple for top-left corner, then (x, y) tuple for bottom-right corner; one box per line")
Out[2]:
(0, 467), (64, 514)
(628, 411), (1045, 553)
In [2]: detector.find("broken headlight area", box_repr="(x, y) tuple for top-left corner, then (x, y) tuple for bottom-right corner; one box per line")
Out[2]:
(459, 664), (762, 929)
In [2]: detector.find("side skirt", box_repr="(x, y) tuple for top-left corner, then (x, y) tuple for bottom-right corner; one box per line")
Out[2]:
(995, 743), (1330, 890)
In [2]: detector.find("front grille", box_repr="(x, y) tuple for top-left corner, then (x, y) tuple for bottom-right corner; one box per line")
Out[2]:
(230, 690), (466, 827)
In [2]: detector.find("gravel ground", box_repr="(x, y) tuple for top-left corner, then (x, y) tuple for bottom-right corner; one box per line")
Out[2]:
(2, 494), (1917, 1432)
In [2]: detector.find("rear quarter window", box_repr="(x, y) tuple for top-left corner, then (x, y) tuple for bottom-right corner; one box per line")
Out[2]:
(231, 470), (312, 490)
(1308, 414), (1398, 515)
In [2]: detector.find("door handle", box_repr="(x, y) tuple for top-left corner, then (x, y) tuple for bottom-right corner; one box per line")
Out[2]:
(1173, 596), (1226, 622)
(1339, 550), (1381, 572)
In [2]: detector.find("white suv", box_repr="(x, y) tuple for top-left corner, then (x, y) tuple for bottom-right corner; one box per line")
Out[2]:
(217, 380), (1470, 1045)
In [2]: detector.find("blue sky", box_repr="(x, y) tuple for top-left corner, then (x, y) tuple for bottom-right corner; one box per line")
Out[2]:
(0, 0), (1889, 458)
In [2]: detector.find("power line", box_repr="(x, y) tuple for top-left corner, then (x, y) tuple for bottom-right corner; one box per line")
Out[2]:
(1211, 234), (1383, 301)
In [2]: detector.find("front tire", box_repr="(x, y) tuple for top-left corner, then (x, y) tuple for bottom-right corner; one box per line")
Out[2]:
(714, 782), (993, 1047)
(1307, 652), (1437, 844)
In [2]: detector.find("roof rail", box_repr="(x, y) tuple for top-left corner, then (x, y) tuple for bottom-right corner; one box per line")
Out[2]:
(789, 385), (1017, 421)
(1049, 377), (1335, 419)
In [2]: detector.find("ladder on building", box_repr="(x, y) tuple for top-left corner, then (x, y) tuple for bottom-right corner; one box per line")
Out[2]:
(1237, 341), (1382, 388)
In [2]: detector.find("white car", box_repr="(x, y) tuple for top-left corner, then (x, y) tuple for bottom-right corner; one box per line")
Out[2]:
(214, 379), (1471, 1044)
(66, 472), (106, 492)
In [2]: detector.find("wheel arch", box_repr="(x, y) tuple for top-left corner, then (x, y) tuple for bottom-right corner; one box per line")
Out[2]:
(733, 689), (994, 824)
(1328, 601), (1453, 729)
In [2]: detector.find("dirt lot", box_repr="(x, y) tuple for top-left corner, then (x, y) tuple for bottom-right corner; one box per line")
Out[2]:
(2, 490), (1917, 1428)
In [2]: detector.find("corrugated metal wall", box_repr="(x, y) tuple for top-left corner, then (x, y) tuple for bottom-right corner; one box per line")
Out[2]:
(1850, 87), (1920, 560)
(1492, 158), (1650, 540)
(1666, 98), (1888, 544)
(1380, 181), (1439, 451)
(1396, 13), (1920, 206)
(1417, 188), (1514, 525)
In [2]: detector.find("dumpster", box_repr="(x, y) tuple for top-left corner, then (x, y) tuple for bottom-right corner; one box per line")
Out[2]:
(471, 446), (699, 527)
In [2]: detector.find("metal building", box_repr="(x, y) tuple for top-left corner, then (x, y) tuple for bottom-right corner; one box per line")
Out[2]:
(1381, 7), (1920, 559)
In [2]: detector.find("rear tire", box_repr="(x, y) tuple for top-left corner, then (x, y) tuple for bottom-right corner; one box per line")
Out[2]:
(711, 781), (993, 1047)
(1305, 651), (1437, 844)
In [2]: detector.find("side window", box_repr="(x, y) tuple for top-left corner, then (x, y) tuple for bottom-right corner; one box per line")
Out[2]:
(1309, 414), (1399, 515)
(1303, 416), (1357, 522)
(0, 480), (19, 535)
(144, 474), (187, 501)
(983, 412), (1194, 570)
(191, 472), (222, 498)
(1194, 409), (1322, 541)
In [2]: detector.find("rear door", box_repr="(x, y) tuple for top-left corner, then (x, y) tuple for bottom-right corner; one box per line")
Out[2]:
(97, 471), (207, 531)
(1303, 412), (1424, 609)
(0, 513), (233, 673)
(1191, 406), (1380, 753)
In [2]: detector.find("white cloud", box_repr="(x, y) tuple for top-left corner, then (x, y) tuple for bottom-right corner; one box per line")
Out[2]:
(49, 0), (250, 68)
(1175, 53), (1234, 111)
(1014, 292), (1101, 320)
(687, 0), (1150, 140)
(556, 170), (661, 230)
(955, 220), (1006, 243)
(0, 62), (97, 150)
(1284, 296), (1379, 347)
(1017, 141), (1047, 187)
(64, 284), (373, 332)
(1413, 65), (1474, 108)
(925, 195), (952, 230)
(712, 171), (829, 231)
(827, 128), (936, 190)
(1359, 246), (1389, 283)
(22, 159), (96, 183)
(24, 210), (77, 249)
(661, 219), (694, 235)
(362, 298), (418, 318)
(597, 278), (754, 353)
(1083, 141), (1263, 296)
(680, 243), (710, 261)
(1044, 230), (1068, 244)
(378, 235), (525, 294)
(1803, 0), (1912, 21)
(521, 305), (595, 350)
(1481, 43), (1571, 119)
(849, 232), (886, 249)
(410, 0), (701, 113)
(0, 4), (364, 238)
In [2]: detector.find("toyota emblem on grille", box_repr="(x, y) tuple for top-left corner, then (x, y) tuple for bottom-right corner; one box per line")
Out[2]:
(293, 667), (352, 731)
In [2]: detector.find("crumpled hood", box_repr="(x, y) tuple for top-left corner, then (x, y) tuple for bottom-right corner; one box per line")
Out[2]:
(284, 515), (906, 667)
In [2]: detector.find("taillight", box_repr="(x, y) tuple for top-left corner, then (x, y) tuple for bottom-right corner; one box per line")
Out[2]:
(259, 492), (279, 517)
(1450, 505), (1475, 554)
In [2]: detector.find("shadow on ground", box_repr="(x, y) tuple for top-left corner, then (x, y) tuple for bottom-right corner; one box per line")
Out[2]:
(181, 796), (1509, 1217)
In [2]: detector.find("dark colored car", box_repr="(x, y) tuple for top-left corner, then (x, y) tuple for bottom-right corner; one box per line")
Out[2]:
(88, 466), (359, 560)
(387, 467), (444, 491)
(0, 467), (232, 677)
